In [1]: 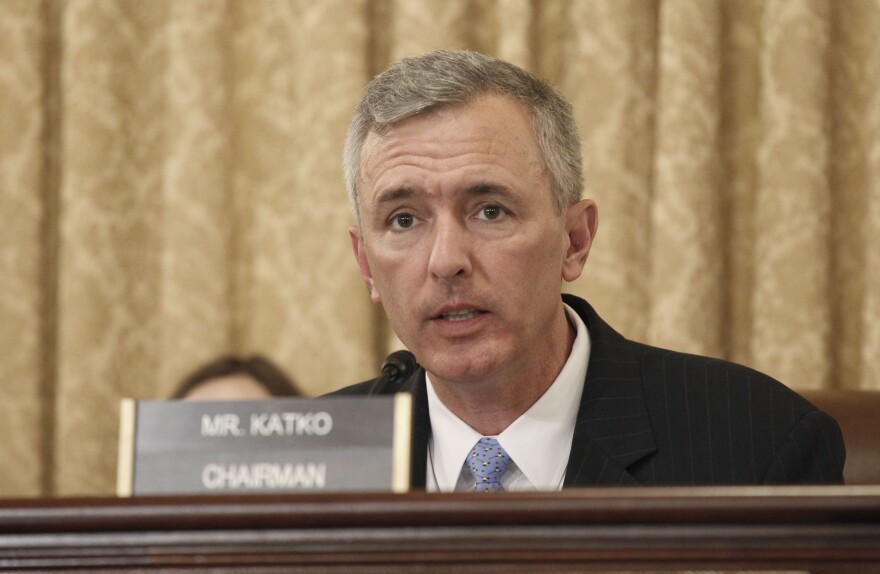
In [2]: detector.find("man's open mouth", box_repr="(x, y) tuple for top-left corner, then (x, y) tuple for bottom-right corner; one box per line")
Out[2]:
(439, 309), (484, 322)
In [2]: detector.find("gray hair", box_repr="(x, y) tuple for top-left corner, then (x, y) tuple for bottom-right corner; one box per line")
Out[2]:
(343, 50), (583, 223)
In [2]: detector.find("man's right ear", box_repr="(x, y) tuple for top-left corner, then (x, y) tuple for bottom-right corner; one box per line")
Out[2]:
(349, 227), (381, 303)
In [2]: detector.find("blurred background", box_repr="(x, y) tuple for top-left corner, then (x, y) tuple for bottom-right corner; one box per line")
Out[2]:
(1, 0), (878, 497)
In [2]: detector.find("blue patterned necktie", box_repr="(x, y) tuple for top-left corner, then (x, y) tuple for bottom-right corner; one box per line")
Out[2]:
(466, 437), (513, 492)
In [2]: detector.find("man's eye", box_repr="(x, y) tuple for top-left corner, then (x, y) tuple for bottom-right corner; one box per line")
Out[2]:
(478, 204), (505, 221)
(390, 213), (415, 229)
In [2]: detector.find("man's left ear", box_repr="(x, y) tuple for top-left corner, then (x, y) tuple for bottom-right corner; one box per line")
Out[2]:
(562, 199), (598, 282)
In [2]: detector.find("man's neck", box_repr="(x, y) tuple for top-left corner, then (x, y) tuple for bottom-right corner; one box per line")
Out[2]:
(428, 309), (577, 436)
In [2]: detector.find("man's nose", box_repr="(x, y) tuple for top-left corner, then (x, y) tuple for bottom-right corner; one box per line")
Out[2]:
(427, 217), (473, 282)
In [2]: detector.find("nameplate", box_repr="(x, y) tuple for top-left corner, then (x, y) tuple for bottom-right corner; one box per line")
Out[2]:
(116, 395), (412, 496)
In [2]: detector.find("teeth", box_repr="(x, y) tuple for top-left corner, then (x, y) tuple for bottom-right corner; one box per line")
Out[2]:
(442, 309), (478, 321)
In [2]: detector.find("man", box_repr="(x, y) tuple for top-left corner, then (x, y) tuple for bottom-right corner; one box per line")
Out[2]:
(334, 50), (844, 491)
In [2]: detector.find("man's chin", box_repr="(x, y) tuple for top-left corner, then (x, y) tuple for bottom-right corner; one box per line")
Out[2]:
(421, 351), (503, 386)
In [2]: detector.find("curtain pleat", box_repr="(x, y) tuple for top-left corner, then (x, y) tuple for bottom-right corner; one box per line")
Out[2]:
(392, 0), (474, 58)
(752, 0), (832, 389)
(720, 0), (762, 369)
(0, 0), (49, 496)
(863, 0), (880, 390)
(495, 0), (533, 69)
(649, 0), (724, 357)
(564, 0), (657, 343)
(240, 0), (377, 397)
(160, 0), (234, 395)
(1, 0), (878, 496)
(54, 0), (170, 495)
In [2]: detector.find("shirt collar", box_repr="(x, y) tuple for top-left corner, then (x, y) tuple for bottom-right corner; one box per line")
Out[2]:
(426, 303), (590, 491)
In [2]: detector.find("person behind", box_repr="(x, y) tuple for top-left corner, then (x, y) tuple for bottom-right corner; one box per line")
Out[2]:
(173, 355), (301, 401)
(333, 50), (845, 491)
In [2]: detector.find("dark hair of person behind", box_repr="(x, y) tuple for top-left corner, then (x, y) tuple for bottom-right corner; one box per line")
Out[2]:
(172, 355), (300, 399)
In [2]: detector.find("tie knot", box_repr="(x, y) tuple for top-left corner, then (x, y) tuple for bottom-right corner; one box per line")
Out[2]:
(466, 437), (513, 492)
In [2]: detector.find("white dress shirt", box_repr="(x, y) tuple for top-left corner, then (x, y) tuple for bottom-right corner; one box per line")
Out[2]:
(425, 304), (590, 492)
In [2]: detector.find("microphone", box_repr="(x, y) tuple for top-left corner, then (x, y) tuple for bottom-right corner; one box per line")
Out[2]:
(368, 350), (418, 395)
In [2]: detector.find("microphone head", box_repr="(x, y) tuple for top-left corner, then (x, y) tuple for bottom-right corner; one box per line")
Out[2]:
(382, 350), (417, 380)
(369, 350), (418, 396)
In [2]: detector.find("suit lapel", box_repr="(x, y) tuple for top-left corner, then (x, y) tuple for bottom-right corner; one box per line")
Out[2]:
(563, 295), (658, 487)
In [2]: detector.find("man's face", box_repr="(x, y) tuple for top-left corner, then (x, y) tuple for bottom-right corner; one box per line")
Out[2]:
(351, 94), (594, 387)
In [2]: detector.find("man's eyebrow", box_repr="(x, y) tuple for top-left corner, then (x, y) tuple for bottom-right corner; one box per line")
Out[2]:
(372, 183), (518, 208)
(374, 187), (415, 207)
(465, 183), (518, 202)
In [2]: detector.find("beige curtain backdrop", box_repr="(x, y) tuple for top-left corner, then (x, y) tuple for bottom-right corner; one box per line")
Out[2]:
(0, 0), (878, 497)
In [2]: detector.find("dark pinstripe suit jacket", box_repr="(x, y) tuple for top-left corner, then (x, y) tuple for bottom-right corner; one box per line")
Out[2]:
(332, 294), (845, 487)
